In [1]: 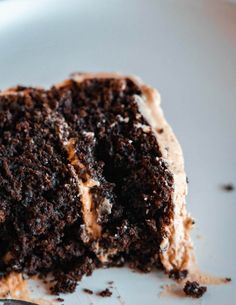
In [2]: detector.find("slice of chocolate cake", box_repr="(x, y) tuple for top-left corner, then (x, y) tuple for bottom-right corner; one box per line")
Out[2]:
(0, 73), (193, 294)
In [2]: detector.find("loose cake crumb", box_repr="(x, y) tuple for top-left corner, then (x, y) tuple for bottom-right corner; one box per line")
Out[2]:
(169, 269), (188, 281)
(221, 184), (234, 192)
(83, 288), (93, 294)
(107, 281), (114, 285)
(183, 281), (207, 298)
(56, 298), (64, 302)
(97, 288), (112, 297)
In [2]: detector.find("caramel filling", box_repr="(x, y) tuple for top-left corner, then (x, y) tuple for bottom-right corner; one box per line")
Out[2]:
(65, 138), (101, 239)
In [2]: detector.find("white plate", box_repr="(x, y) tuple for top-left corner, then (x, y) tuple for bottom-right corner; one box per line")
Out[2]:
(0, 0), (236, 304)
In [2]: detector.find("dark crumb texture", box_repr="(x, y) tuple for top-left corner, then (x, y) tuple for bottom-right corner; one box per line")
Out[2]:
(183, 281), (207, 298)
(97, 288), (112, 297)
(56, 298), (64, 302)
(169, 269), (188, 281)
(221, 184), (234, 192)
(83, 288), (93, 294)
(0, 77), (175, 294)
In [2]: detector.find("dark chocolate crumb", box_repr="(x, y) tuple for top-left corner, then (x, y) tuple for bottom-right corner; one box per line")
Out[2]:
(50, 278), (77, 294)
(157, 128), (164, 134)
(107, 281), (114, 285)
(183, 281), (207, 298)
(186, 176), (189, 184)
(169, 269), (188, 281)
(56, 298), (64, 302)
(83, 288), (94, 295)
(225, 277), (232, 282)
(221, 184), (234, 192)
(97, 288), (112, 297)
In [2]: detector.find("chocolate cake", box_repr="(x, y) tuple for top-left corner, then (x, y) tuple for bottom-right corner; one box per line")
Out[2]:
(0, 73), (193, 294)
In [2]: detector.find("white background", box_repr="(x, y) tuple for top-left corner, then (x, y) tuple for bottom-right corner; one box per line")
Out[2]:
(0, 1), (236, 304)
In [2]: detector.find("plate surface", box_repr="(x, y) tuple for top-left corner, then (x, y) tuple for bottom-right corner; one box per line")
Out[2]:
(0, 1), (236, 304)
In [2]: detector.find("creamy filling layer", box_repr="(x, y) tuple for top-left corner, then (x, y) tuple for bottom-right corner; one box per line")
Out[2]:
(55, 117), (103, 240)
(65, 138), (102, 239)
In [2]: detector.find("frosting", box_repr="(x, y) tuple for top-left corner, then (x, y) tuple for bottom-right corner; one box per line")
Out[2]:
(0, 273), (52, 305)
(65, 138), (102, 239)
(55, 115), (102, 240)
(136, 84), (193, 271)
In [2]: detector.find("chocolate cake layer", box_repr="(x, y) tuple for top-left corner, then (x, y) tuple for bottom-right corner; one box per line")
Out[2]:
(0, 74), (192, 293)
(0, 87), (98, 292)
